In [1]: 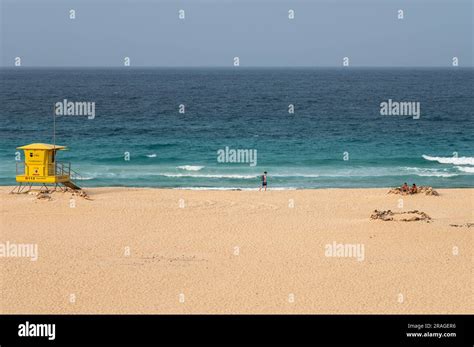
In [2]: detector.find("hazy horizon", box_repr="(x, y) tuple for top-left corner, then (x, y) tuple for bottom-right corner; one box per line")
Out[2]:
(2, 66), (474, 69)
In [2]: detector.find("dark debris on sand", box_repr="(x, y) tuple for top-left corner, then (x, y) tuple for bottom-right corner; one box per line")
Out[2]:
(449, 223), (473, 228)
(31, 188), (92, 201)
(388, 186), (439, 196)
(370, 209), (432, 222)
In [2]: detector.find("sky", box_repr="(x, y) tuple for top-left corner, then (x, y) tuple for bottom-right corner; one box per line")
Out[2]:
(0, 0), (472, 67)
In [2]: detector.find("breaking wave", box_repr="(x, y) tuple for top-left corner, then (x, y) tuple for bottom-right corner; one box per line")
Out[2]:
(456, 166), (474, 173)
(422, 155), (474, 166)
(177, 165), (204, 171)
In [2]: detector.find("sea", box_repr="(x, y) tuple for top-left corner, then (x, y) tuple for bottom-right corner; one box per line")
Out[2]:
(0, 67), (472, 189)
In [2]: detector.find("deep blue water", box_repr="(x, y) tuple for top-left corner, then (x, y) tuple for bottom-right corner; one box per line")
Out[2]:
(1, 68), (473, 189)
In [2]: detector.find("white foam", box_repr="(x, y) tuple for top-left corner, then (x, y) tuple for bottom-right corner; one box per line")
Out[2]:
(422, 155), (474, 165)
(75, 175), (95, 180)
(403, 167), (457, 178)
(273, 174), (320, 178)
(415, 172), (457, 178)
(177, 165), (204, 171)
(456, 166), (474, 173)
(146, 154), (157, 158)
(162, 173), (257, 179)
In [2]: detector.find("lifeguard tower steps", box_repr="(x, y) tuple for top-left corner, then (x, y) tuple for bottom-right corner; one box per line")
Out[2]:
(63, 180), (81, 190)
(62, 167), (82, 190)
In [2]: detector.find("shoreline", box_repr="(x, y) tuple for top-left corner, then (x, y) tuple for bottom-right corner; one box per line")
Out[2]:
(2, 185), (473, 191)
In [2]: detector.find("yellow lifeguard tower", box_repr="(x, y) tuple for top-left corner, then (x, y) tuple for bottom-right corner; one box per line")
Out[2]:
(13, 143), (81, 193)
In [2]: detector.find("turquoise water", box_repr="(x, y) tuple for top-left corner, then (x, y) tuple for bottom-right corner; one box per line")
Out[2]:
(1, 68), (473, 189)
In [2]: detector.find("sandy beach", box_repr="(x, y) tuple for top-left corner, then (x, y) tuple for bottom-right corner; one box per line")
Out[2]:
(0, 187), (472, 314)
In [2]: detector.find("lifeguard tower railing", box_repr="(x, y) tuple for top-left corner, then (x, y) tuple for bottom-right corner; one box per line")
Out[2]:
(52, 162), (83, 181)
(16, 161), (82, 180)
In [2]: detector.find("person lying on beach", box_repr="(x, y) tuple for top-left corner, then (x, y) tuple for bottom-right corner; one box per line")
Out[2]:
(410, 183), (418, 194)
(259, 171), (267, 191)
(401, 182), (409, 193)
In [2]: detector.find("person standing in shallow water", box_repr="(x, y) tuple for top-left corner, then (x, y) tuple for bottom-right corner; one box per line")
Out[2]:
(259, 171), (267, 191)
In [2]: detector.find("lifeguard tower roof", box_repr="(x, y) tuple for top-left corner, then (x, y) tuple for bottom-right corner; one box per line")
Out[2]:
(17, 143), (67, 150)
